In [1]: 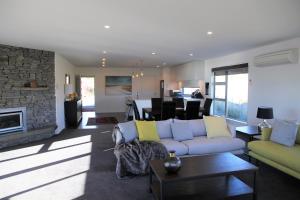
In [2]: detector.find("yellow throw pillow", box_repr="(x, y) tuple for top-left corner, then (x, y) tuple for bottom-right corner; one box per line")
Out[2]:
(203, 116), (232, 138)
(135, 121), (160, 142)
(261, 127), (272, 141)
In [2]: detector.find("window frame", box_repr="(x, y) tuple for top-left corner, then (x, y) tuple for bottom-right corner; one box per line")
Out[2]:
(212, 63), (248, 122)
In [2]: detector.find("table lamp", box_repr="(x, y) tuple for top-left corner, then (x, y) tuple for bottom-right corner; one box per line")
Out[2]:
(256, 107), (273, 130)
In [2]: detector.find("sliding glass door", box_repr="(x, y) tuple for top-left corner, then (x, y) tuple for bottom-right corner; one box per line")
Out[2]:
(212, 64), (248, 122)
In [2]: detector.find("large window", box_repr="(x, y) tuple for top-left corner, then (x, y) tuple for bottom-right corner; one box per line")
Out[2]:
(183, 87), (198, 95)
(212, 64), (248, 122)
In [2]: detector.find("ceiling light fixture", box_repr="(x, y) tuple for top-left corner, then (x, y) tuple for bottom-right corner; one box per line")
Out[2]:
(102, 58), (106, 61)
(104, 25), (111, 29)
(189, 53), (194, 57)
(103, 50), (107, 54)
(151, 52), (156, 55)
(156, 65), (160, 68)
(207, 31), (213, 35)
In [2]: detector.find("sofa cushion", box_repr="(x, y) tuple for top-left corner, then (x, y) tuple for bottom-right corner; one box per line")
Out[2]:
(270, 119), (298, 147)
(174, 119), (206, 136)
(156, 119), (173, 139)
(203, 116), (232, 138)
(136, 121), (160, 142)
(159, 139), (189, 156)
(182, 136), (245, 155)
(171, 122), (193, 141)
(117, 121), (138, 143)
(249, 141), (300, 173)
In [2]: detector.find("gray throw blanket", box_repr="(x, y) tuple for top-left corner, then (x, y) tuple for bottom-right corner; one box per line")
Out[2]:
(114, 139), (168, 179)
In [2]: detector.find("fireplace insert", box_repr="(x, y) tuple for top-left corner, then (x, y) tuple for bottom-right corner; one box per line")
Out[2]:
(0, 107), (27, 134)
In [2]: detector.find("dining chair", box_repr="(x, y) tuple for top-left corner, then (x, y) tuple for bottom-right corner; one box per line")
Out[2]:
(132, 100), (141, 120)
(161, 101), (176, 120)
(172, 98), (184, 109)
(200, 98), (213, 118)
(185, 101), (200, 120)
(151, 98), (163, 120)
(172, 98), (185, 119)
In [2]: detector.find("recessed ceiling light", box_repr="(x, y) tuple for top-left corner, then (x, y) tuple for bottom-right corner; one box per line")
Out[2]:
(189, 53), (193, 57)
(104, 25), (111, 29)
(102, 58), (106, 61)
(151, 52), (156, 55)
(207, 31), (213, 35)
(103, 50), (107, 54)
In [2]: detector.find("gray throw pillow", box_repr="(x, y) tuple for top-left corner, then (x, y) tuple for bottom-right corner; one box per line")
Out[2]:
(118, 121), (138, 143)
(171, 122), (193, 141)
(156, 119), (173, 139)
(174, 119), (206, 136)
(270, 119), (298, 147)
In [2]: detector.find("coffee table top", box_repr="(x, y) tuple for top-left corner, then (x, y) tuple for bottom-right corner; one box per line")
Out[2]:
(150, 153), (258, 182)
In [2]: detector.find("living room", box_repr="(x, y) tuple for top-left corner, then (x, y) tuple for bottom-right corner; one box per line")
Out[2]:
(0, 0), (300, 200)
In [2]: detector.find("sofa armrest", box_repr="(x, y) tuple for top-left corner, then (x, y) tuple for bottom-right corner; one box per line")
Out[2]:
(227, 123), (236, 137)
(112, 126), (125, 145)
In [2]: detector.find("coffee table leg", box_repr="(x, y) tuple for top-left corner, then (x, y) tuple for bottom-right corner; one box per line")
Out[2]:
(149, 167), (153, 193)
(160, 181), (165, 200)
(253, 171), (257, 200)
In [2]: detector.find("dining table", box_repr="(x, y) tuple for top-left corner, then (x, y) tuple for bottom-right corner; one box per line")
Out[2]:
(142, 107), (205, 120)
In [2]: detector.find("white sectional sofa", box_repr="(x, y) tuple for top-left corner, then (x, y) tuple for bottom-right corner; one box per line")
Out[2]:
(114, 119), (245, 156)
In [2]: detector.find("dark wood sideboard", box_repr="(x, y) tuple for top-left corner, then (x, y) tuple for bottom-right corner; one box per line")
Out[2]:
(64, 99), (82, 127)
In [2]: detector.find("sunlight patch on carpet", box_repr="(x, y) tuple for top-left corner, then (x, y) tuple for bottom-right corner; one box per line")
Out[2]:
(0, 142), (92, 177)
(10, 172), (88, 200)
(48, 135), (91, 150)
(0, 144), (44, 162)
(0, 155), (90, 199)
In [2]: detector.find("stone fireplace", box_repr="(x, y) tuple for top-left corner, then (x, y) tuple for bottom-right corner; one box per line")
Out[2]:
(0, 44), (56, 149)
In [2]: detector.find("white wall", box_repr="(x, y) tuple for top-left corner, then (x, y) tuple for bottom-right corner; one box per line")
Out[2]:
(75, 67), (162, 113)
(162, 60), (206, 94)
(205, 37), (300, 124)
(55, 54), (76, 134)
(172, 61), (205, 82)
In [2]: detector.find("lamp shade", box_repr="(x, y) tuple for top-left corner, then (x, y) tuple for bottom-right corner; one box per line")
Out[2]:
(256, 107), (273, 119)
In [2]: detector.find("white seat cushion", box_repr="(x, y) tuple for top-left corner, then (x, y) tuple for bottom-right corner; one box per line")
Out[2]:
(182, 136), (245, 155)
(159, 139), (189, 156)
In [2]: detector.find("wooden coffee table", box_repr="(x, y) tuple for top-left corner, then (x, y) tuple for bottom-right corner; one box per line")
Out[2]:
(149, 153), (258, 200)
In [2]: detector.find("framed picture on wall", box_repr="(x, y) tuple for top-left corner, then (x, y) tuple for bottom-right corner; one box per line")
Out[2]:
(105, 76), (132, 96)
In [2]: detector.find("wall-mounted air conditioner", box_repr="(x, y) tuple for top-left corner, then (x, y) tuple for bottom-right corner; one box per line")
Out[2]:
(254, 48), (299, 67)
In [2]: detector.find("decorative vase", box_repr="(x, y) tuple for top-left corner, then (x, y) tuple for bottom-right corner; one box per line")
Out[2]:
(164, 150), (181, 173)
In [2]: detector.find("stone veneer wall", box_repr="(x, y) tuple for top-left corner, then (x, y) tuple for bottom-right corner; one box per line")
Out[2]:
(0, 44), (56, 130)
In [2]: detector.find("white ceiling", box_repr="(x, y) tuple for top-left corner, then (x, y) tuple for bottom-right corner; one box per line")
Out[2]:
(1, 0), (300, 68)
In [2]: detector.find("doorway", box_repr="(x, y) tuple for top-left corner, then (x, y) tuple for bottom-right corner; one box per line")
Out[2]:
(80, 77), (95, 110)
